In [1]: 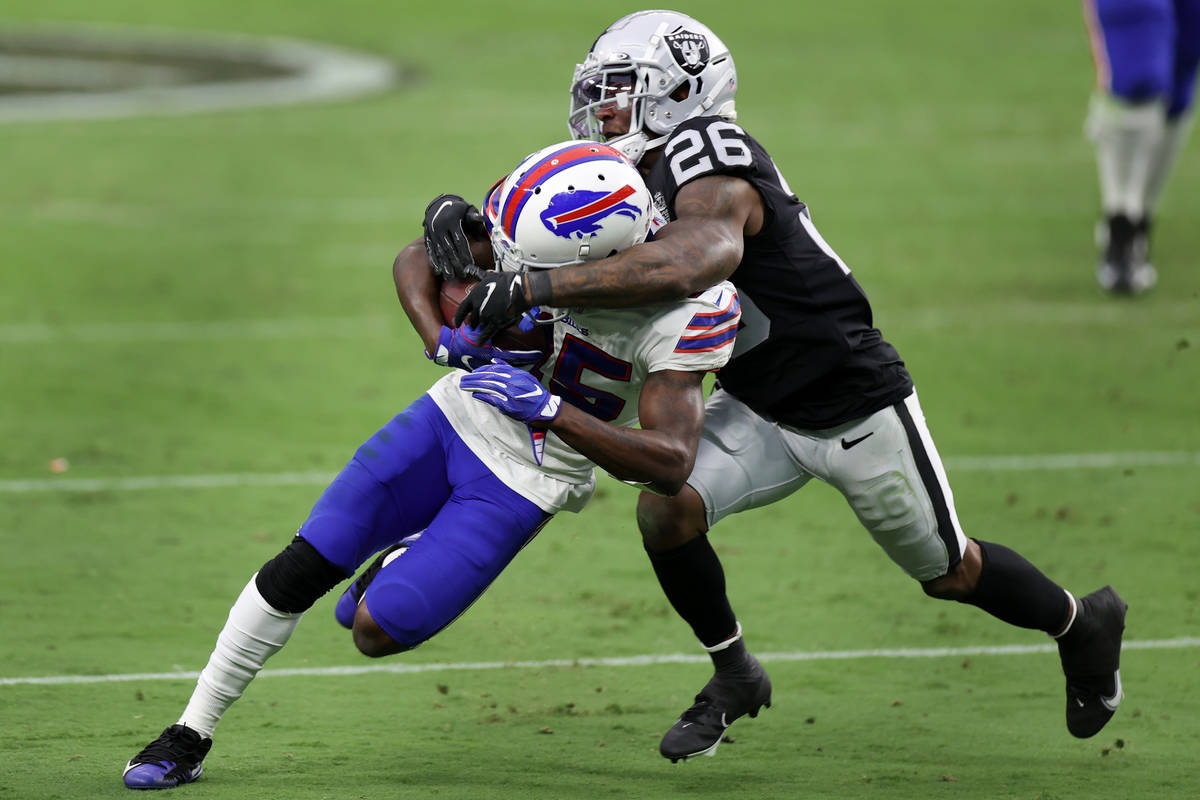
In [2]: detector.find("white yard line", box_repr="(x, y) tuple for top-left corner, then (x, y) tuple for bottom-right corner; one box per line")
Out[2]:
(947, 451), (1200, 470)
(2, 636), (1196, 687)
(2, 450), (1197, 494)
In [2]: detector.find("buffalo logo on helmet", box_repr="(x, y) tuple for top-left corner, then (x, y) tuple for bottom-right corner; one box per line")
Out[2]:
(540, 184), (642, 239)
(664, 30), (709, 75)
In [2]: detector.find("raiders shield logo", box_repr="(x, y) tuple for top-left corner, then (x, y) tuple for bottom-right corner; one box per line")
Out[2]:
(664, 30), (709, 76)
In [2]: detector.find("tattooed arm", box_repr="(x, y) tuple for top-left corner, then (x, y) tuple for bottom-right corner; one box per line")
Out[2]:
(524, 174), (764, 309)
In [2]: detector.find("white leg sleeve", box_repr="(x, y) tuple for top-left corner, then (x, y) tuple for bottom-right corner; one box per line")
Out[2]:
(177, 575), (303, 738)
(1086, 93), (1167, 219)
(1144, 112), (1194, 215)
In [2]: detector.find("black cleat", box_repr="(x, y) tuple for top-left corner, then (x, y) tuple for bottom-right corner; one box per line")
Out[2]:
(1096, 214), (1156, 295)
(1057, 586), (1127, 738)
(123, 724), (212, 790)
(660, 655), (772, 762)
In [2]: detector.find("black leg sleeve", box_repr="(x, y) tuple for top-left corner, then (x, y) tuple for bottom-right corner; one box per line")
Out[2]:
(960, 539), (1071, 633)
(646, 534), (738, 649)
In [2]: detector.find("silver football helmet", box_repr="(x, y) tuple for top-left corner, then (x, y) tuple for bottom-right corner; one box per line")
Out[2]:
(568, 10), (738, 163)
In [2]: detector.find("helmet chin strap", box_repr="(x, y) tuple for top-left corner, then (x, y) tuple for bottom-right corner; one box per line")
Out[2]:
(607, 129), (675, 165)
(608, 130), (649, 164)
(691, 66), (737, 120)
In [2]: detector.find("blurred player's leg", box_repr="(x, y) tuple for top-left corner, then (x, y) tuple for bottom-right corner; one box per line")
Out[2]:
(1084, 0), (1175, 293)
(1144, 0), (1200, 216)
(1143, 115), (1194, 215)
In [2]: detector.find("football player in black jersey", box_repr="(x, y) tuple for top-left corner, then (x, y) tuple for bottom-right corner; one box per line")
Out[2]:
(424, 10), (1128, 763)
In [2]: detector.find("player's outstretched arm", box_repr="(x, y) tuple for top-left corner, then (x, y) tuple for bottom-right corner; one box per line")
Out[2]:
(548, 368), (706, 496)
(454, 174), (762, 329)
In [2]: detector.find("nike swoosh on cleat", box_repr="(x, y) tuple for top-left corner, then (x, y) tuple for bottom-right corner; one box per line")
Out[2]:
(1101, 670), (1123, 711)
(1075, 698), (1086, 708)
(841, 432), (874, 449)
(680, 722), (693, 728)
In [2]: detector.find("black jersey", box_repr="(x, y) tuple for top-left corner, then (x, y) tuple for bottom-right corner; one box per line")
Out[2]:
(644, 116), (913, 429)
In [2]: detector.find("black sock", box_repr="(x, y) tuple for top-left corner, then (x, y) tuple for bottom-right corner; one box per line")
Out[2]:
(710, 637), (751, 673)
(961, 539), (1071, 633)
(645, 534), (738, 649)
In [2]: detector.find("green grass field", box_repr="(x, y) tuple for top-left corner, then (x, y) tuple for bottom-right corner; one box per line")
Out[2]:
(2, 1), (1198, 798)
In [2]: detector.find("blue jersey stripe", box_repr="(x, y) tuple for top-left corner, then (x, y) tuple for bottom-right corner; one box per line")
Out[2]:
(675, 325), (738, 353)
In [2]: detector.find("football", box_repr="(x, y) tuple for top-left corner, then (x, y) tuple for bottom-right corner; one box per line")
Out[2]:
(438, 277), (551, 355)
(437, 277), (476, 327)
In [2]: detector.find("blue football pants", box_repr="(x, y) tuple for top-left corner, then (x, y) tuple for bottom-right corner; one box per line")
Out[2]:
(298, 393), (550, 647)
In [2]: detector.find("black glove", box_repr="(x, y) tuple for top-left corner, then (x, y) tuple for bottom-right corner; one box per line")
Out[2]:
(422, 194), (486, 280)
(452, 271), (532, 340)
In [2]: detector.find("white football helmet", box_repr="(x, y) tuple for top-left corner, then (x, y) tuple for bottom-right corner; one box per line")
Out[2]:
(486, 140), (652, 274)
(567, 10), (738, 163)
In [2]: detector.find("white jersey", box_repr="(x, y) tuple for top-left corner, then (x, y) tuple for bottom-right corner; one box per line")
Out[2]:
(426, 281), (739, 513)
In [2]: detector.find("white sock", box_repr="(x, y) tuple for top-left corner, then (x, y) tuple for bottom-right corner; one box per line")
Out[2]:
(1086, 93), (1167, 219)
(177, 575), (303, 738)
(1144, 112), (1194, 216)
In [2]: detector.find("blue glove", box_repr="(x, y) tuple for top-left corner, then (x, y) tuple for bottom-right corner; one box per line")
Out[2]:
(459, 360), (562, 424)
(427, 324), (542, 371)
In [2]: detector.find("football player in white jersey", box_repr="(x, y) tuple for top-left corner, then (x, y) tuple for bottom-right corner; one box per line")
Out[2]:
(121, 141), (739, 789)
(433, 10), (1128, 763)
